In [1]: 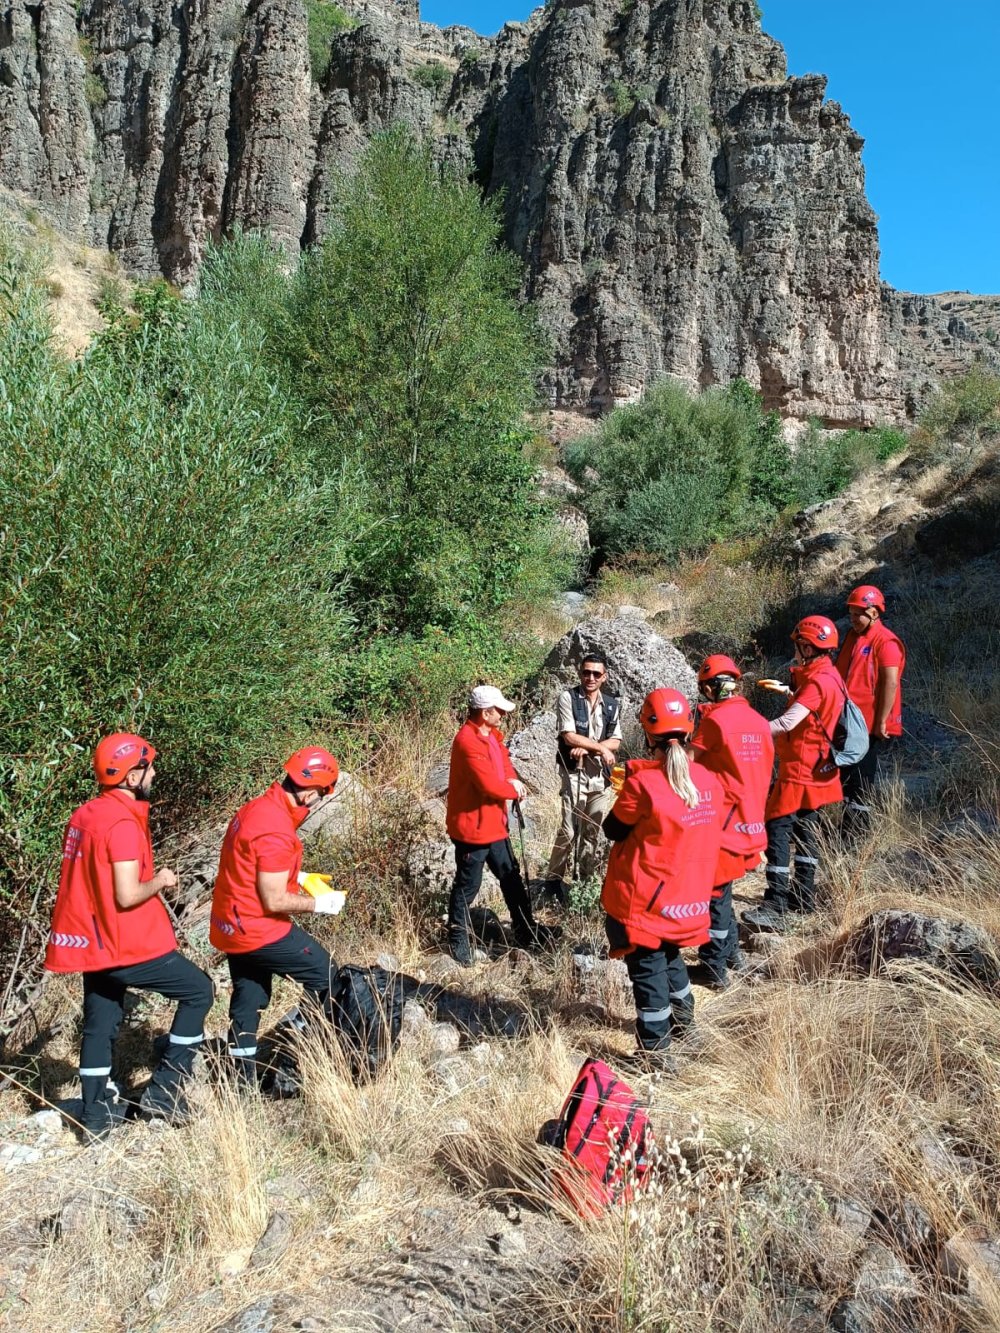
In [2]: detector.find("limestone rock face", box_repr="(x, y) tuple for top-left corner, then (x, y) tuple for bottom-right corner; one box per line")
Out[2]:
(0, 0), (986, 423)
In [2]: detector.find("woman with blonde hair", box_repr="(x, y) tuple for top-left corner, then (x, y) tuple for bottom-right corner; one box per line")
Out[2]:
(602, 689), (727, 1072)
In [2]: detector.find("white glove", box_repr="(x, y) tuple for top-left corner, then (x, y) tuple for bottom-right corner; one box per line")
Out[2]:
(313, 889), (346, 916)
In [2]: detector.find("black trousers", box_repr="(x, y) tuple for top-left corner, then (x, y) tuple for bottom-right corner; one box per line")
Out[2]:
(841, 737), (887, 836)
(80, 949), (214, 1109)
(764, 810), (822, 913)
(449, 838), (533, 941)
(227, 924), (337, 1060)
(698, 881), (738, 979)
(623, 940), (694, 1051)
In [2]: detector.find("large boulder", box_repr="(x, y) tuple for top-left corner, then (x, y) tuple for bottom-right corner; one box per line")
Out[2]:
(840, 910), (1000, 993)
(539, 615), (697, 755)
(507, 710), (559, 800)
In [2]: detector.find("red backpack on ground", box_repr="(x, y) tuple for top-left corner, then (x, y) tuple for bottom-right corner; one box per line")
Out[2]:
(541, 1058), (654, 1217)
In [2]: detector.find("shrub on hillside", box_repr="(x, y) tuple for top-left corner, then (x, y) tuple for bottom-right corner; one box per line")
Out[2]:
(569, 377), (907, 559)
(305, 0), (355, 83)
(787, 421), (907, 508)
(916, 365), (1000, 452)
(204, 131), (573, 656)
(566, 378), (791, 559)
(0, 268), (351, 925)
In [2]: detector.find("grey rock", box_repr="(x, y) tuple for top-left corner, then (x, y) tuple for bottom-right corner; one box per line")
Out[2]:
(428, 1021), (461, 1055)
(403, 836), (454, 899)
(841, 909), (1000, 992)
(507, 709), (560, 801)
(829, 1241), (921, 1333)
(488, 1227), (527, 1258)
(938, 1231), (1000, 1301)
(539, 614), (696, 755)
(832, 1197), (873, 1242)
(250, 1210), (292, 1268)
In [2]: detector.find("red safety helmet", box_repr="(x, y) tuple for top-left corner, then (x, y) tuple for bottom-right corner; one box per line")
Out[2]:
(792, 615), (839, 651)
(93, 733), (157, 787)
(698, 654), (742, 686)
(638, 688), (695, 738)
(283, 746), (339, 792)
(846, 584), (885, 613)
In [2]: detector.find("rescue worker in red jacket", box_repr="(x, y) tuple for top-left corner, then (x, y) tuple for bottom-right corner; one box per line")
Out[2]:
(691, 656), (774, 987)
(445, 685), (555, 965)
(836, 584), (905, 836)
(744, 616), (844, 933)
(211, 747), (344, 1088)
(601, 689), (726, 1072)
(45, 733), (215, 1142)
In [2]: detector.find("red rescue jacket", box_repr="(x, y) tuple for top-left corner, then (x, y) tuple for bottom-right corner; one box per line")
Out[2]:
(693, 697), (774, 878)
(445, 720), (521, 845)
(836, 619), (905, 736)
(766, 656), (844, 819)
(601, 756), (726, 950)
(45, 789), (176, 973)
(210, 782), (308, 953)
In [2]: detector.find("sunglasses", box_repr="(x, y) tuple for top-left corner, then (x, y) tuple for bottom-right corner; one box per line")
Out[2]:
(580, 669), (605, 678)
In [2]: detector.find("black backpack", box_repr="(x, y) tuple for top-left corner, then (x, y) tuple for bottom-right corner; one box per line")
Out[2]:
(330, 966), (407, 1081)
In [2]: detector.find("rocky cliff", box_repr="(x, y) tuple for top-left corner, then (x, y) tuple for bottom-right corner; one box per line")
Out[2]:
(0, 0), (986, 423)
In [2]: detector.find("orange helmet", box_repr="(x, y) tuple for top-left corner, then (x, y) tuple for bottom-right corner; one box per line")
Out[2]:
(698, 654), (742, 686)
(284, 746), (339, 792)
(846, 584), (885, 613)
(638, 688), (695, 738)
(792, 615), (839, 651)
(93, 733), (156, 787)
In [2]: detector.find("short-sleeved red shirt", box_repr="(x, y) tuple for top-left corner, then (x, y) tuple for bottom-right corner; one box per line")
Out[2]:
(210, 782), (309, 953)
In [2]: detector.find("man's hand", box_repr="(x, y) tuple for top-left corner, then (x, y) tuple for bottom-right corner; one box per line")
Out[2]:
(313, 889), (346, 916)
(155, 867), (178, 892)
(569, 746), (588, 760)
(874, 723), (891, 741)
(511, 779), (527, 801)
(596, 744), (617, 769)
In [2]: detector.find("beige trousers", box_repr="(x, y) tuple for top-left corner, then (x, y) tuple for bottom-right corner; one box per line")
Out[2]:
(547, 770), (615, 883)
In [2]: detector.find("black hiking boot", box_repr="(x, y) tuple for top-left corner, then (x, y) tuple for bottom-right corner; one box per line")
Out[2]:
(447, 926), (475, 968)
(742, 904), (793, 934)
(139, 1044), (198, 1125)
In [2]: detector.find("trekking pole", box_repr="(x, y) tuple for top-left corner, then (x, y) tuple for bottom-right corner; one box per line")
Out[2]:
(571, 765), (584, 884)
(512, 798), (532, 889)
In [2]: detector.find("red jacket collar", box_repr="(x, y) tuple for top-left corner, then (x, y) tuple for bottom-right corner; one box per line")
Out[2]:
(264, 780), (310, 830)
(99, 786), (150, 826)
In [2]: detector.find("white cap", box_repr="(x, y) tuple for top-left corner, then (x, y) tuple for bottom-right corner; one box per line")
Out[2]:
(468, 685), (516, 713)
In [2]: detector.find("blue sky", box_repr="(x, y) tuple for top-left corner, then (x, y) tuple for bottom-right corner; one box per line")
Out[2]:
(420, 0), (999, 294)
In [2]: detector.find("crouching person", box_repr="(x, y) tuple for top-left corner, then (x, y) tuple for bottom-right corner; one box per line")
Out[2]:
(211, 747), (344, 1088)
(45, 734), (214, 1141)
(601, 690), (726, 1073)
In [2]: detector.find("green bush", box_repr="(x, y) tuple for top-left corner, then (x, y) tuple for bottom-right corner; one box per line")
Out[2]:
(918, 366), (1000, 447)
(787, 422), (908, 508)
(0, 266), (350, 922)
(569, 378), (908, 560)
(210, 130), (571, 640)
(305, 0), (355, 83)
(413, 60), (451, 94)
(566, 378), (791, 559)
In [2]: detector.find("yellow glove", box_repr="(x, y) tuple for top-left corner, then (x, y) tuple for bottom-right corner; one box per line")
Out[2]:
(609, 764), (626, 794)
(298, 872), (334, 898)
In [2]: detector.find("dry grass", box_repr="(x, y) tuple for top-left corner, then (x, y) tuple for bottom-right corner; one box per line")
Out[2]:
(4, 445), (1000, 1329)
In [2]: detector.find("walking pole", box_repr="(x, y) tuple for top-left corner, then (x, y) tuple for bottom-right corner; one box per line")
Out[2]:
(571, 764), (584, 884)
(512, 798), (533, 889)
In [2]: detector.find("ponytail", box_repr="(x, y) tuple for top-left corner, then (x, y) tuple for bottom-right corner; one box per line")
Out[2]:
(662, 737), (699, 809)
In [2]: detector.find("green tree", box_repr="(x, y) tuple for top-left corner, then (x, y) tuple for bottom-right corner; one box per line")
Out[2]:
(272, 128), (560, 634)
